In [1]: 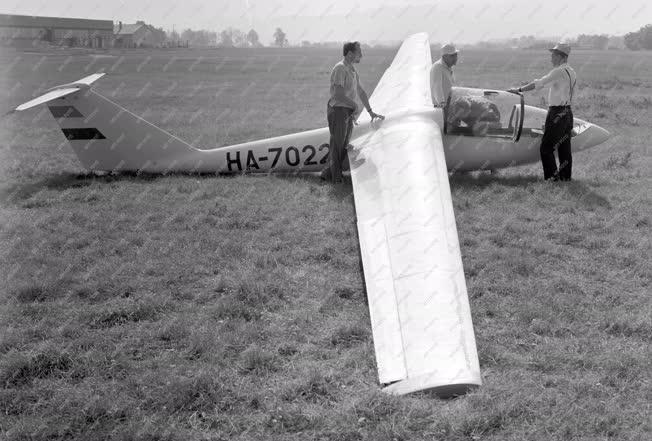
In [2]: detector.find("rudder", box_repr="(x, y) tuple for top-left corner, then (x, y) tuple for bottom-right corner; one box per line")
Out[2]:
(47, 88), (202, 173)
(14, 73), (202, 173)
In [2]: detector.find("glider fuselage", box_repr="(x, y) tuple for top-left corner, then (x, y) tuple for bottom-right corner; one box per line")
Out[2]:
(31, 81), (610, 175)
(200, 94), (609, 175)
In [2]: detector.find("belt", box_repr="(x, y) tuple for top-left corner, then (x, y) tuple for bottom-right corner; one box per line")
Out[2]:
(549, 105), (571, 109)
(329, 105), (354, 112)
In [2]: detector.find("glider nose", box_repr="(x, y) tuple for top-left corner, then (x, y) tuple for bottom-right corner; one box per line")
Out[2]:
(573, 121), (610, 152)
(592, 124), (610, 145)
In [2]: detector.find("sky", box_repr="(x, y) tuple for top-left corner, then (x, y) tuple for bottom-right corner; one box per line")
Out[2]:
(2, 0), (651, 44)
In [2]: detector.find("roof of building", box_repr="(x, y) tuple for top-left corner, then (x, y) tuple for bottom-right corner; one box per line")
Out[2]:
(113, 23), (147, 35)
(0, 14), (113, 30)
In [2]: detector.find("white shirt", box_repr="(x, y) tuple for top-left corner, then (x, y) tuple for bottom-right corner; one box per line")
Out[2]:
(328, 59), (359, 109)
(534, 63), (577, 106)
(430, 58), (455, 106)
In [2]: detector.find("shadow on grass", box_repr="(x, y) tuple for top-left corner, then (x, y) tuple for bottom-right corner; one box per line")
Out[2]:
(273, 173), (356, 201)
(0, 170), (227, 203)
(2, 170), (609, 209)
(449, 173), (611, 208)
(449, 173), (541, 188)
(1, 173), (93, 202)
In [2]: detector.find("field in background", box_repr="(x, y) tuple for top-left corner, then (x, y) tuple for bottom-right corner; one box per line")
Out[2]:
(0, 46), (650, 440)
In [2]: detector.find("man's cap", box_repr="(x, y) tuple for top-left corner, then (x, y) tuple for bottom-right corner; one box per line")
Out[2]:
(549, 43), (571, 56)
(441, 43), (459, 56)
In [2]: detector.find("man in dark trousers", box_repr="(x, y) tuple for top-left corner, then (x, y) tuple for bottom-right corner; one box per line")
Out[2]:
(509, 43), (577, 181)
(321, 41), (384, 183)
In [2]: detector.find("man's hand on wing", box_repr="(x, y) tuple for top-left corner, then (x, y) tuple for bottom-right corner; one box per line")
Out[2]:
(369, 110), (385, 121)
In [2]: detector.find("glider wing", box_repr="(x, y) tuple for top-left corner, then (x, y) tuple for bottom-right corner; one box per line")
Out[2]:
(356, 32), (433, 122)
(349, 33), (481, 396)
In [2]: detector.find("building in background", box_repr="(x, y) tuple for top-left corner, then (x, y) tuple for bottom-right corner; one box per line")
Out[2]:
(113, 21), (166, 48)
(0, 14), (113, 48)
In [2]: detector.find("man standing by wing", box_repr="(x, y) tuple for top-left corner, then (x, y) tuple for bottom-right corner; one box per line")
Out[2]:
(508, 43), (577, 181)
(321, 41), (384, 183)
(430, 44), (458, 108)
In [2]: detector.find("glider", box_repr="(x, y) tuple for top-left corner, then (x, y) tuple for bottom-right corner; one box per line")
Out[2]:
(10, 33), (609, 397)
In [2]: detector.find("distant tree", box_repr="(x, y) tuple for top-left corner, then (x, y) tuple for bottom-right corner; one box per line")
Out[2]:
(247, 29), (262, 47)
(219, 29), (234, 47)
(301, 40), (311, 47)
(178, 29), (217, 47)
(640, 24), (652, 49)
(624, 31), (641, 50)
(624, 24), (652, 50)
(273, 28), (288, 47)
(232, 29), (246, 48)
(219, 28), (246, 47)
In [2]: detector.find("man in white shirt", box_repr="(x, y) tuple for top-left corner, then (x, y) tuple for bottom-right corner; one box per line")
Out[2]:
(430, 44), (458, 108)
(509, 43), (577, 181)
(321, 41), (384, 183)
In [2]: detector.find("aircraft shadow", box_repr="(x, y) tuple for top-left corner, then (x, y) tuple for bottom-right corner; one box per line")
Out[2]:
(1, 173), (93, 203)
(448, 173), (611, 209)
(0, 171), (213, 204)
(449, 173), (540, 188)
(2, 170), (609, 210)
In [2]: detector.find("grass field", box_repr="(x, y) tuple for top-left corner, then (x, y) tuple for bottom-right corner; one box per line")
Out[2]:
(0, 45), (651, 440)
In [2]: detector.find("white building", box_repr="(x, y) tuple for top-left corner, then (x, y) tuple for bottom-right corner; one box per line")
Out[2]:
(0, 14), (113, 49)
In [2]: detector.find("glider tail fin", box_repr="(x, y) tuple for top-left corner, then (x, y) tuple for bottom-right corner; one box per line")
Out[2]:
(13, 73), (200, 173)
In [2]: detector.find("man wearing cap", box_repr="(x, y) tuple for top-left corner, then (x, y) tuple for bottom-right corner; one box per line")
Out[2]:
(321, 41), (384, 184)
(508, 43), (577, 181)
(430, 44), (458, 108)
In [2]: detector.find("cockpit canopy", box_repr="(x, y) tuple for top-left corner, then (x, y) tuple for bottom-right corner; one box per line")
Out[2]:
(445, 88), (523, 140)
(445, 87), (590, 141)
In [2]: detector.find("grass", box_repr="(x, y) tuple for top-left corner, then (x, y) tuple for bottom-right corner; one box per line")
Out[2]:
(0, 45), (651, 440)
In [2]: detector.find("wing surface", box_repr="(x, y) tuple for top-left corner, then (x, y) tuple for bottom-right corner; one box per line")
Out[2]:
(348, 33), (481, 396)
(357, 32), (433, 123)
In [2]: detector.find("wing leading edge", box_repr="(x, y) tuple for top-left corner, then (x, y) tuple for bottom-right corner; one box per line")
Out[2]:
(349, 34), (481, 396)
(357, 32), (433, 122)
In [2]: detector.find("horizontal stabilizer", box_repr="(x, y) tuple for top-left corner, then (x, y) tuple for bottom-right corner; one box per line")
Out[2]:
(12, 73), (106, 113)
(14, 87), (80, 112)
(65, 72), (105, 87)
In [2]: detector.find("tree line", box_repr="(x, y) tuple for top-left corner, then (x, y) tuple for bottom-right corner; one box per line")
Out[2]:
(165, 27), (288, 48)
(162, 24), (652, 51)
(624, 24), (652, 50)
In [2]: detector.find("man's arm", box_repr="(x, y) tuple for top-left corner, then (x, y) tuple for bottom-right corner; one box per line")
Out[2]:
(357, 83), (384, 121)
(430, 64), (446, 106)
(508, 68), (561, 94)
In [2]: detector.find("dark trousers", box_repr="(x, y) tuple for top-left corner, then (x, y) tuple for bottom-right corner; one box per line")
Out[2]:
(321, 105), (354, 182)
(540, 106), (574, 180)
